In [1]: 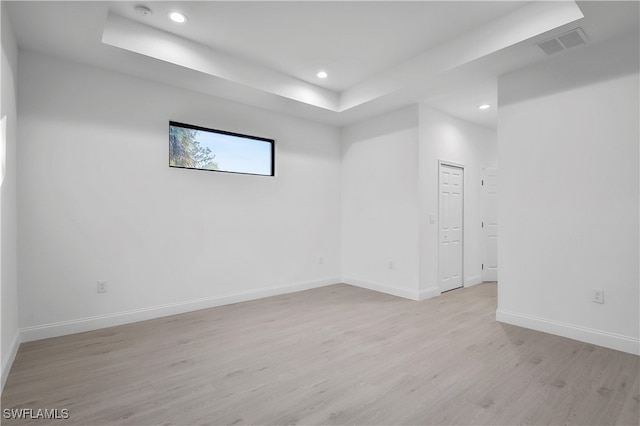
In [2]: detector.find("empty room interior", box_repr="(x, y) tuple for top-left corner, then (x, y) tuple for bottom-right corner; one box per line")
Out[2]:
(1, 1), (639, 425)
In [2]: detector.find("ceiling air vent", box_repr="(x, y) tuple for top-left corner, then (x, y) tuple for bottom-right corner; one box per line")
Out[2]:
(537, 28), (589, 56)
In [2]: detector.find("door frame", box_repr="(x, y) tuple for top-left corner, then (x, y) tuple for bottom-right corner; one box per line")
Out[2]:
(438, 160), (465, 292)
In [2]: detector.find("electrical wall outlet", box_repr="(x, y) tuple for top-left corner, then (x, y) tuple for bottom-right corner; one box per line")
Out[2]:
(97, 281), (107, 294)
(388, 260), (394, 270)
(592, 288), (604, 304)
(318, 256), (324, 265)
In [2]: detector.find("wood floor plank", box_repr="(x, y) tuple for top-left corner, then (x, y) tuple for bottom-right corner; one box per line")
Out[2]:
(1, 283), (638, 425)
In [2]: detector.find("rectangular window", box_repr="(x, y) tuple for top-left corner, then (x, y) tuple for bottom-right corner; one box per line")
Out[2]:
(169, 121), (274, 176)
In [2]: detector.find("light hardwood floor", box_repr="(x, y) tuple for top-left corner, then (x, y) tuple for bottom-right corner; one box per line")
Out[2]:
(2, 283), (639, 425)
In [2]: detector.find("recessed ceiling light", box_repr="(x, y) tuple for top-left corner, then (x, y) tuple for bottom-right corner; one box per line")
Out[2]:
(316, 71), (328, 79)
(168, 11), (187, 23)
(478, 104), (491, 110)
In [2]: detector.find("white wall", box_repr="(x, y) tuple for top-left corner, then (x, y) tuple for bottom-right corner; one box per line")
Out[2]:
(497, 34), (639, 355)
(419, 107), (497, 296)
(341, 105), (496, 300)
(341, 106), (421, 299)
(17, 51), (341, 340)
(1, 3), (20, 391)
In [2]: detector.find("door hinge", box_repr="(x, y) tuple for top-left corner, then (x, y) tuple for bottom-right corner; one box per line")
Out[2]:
(482, 221), (484, 228)
(482, 264), (484, 270)
(482, 179), (484, 186)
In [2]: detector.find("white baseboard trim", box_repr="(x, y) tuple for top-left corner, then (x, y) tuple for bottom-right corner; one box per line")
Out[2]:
(1, 331), (21, 393)
(464, 275), (482, 288)
(419, 286), (441, 301)
(496, 308), (640, 356)
(20, 277), (339, 343)
(343, 277), (420, 301)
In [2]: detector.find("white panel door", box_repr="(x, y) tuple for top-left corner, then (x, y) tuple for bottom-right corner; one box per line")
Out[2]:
(482, 167), (498, 281)
(439, 163), (463, 292)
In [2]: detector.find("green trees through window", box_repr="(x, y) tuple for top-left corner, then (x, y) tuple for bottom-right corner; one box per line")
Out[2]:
(169, 125), (219, 170)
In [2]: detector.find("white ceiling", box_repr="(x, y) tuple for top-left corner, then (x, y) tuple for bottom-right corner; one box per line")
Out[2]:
(5, 1), (640, 128)
(108, 1), (527, 92)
